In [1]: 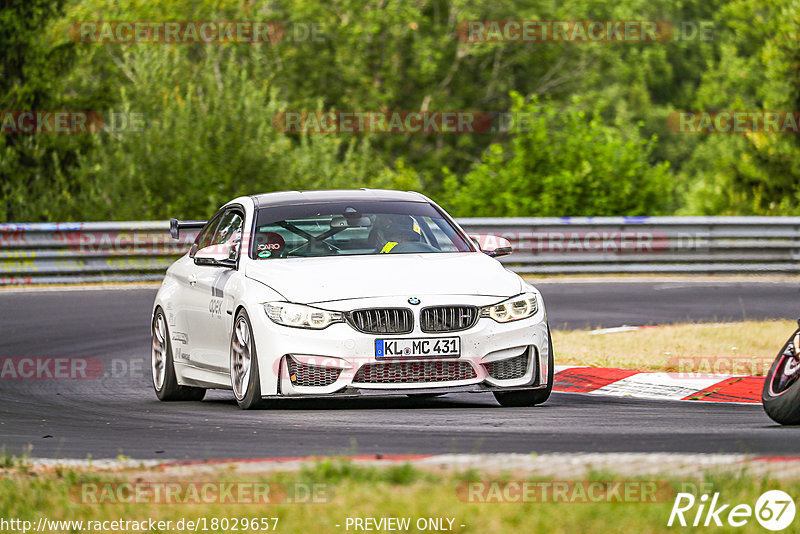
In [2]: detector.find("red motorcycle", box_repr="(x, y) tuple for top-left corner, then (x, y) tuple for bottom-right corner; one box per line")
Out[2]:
(763, 320), (800, 425)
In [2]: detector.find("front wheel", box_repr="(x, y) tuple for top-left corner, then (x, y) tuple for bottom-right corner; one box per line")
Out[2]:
(151, 307), (206, 402)
(494, 329), (554, 407)
(762, 327), (800, 425)
(230, 309), (265, 410)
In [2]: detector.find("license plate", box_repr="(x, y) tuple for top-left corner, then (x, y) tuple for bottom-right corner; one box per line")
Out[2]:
(375, 337), (460, 358)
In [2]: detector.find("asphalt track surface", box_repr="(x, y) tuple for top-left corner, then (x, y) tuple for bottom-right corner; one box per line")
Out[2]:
(2, 280), (800, 460)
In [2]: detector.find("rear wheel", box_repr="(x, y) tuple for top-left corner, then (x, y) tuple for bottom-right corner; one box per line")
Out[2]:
(762, 327), (800, 425)
(494, 329), (554, 407)
(231, 309), (265, 410)
(151, 308), (206, 402)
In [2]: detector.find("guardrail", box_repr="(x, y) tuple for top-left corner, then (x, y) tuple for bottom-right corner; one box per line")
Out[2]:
(1, 217), (799, 285)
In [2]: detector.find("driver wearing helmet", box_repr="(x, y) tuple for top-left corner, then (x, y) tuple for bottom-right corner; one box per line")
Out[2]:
(370, 214), (422, 253)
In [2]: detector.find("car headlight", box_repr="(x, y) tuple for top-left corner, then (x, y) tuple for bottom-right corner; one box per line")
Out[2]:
(480, 293), (538, 323)
(264, 302), (344, 329)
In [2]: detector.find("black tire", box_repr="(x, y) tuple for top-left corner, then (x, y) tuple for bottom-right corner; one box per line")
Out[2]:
(151, 307), (206, 402)
(494, 328), (554, 407)
(231, 309), (265, 410)
(762, 327), (800, 425)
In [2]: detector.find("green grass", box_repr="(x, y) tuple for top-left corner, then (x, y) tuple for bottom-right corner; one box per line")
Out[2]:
(298, 459), (435, 485)
(1, 459), (798, 533)
(0, 447), (30, 469)
(552, 319), (794, 374)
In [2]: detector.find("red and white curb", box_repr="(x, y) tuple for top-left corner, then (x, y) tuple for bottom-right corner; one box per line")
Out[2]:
(553, 365), (763, 404)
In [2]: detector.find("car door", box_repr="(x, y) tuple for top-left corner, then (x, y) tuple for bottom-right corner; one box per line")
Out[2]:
(187, 208), (244, 372)
(180, 211), (223, 369)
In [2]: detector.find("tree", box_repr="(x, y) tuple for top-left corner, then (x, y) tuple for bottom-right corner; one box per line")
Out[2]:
(680, 0), (800, 214)
(0, 0), (90, 221)
(442, 93), (672, 216)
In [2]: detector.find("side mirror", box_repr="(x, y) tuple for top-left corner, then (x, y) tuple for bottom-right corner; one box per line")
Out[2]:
(470, 234), (513, 258)
(194, 244), (237, 268)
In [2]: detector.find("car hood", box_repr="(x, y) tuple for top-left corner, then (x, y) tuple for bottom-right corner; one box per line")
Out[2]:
(245, 253), (522, 303)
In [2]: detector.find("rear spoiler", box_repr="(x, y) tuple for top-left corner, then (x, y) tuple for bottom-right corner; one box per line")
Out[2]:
(169, 218), (207, 240)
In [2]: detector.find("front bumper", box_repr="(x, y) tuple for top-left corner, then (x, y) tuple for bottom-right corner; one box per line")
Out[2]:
(248, 294), (551, 397)
(261, 382), (550, 400)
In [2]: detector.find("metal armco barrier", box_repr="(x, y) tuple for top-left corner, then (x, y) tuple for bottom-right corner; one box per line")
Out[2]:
(1, 217), (800, 285)
(0, 221), (195, 285)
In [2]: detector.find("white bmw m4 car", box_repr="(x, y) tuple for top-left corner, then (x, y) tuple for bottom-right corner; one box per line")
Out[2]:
(151, 189), (553, 409)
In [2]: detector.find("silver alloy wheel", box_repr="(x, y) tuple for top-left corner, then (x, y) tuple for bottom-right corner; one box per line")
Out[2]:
(151, 313), (167, 391)
(231, 316), (252, 400)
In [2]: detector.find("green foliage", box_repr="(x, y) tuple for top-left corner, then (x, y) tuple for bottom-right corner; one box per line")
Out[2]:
(2, 0), (800, 220)
(679, 0), (800, 214)
(0, 0), (88, 221)
(3, 464), (800, 534)
(70, 45), (419, 219)
(0, 446), (31, 469)
(299, 458), (433, 485)
(442, 93), (673, 216)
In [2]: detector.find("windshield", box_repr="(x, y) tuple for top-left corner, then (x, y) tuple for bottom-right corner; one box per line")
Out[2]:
(250, 201), (472, 259)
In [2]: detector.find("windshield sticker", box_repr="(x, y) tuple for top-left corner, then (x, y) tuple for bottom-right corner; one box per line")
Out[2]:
(256, 232), (285, 257)
(380, 241), (398, 253)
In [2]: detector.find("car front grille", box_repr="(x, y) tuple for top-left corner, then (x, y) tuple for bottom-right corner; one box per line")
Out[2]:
(347, 308), (413, 334)
(287, 356), (341, 387)
(420, 306), (478, 333)
(484, 352), (529, 380)
(353, 360), (476, 384)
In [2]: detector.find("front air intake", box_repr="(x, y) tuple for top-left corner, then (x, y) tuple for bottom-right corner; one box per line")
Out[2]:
(287, 356), (341, 387)
(420, 305), (478, 333)
(353, 360), (476, 383)
(484, 352), (530, 380)
(347, 308), (413, 334)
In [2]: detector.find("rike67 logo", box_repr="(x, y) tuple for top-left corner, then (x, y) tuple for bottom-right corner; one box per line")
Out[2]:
(668, 490), (795, 531)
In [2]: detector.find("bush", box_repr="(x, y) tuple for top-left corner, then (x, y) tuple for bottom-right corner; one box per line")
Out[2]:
(71, 46), (420, 220)
(442, 93), (673, 217)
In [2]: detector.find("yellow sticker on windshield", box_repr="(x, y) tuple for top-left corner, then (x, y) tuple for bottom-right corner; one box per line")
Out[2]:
(380, 242), (398, 253)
